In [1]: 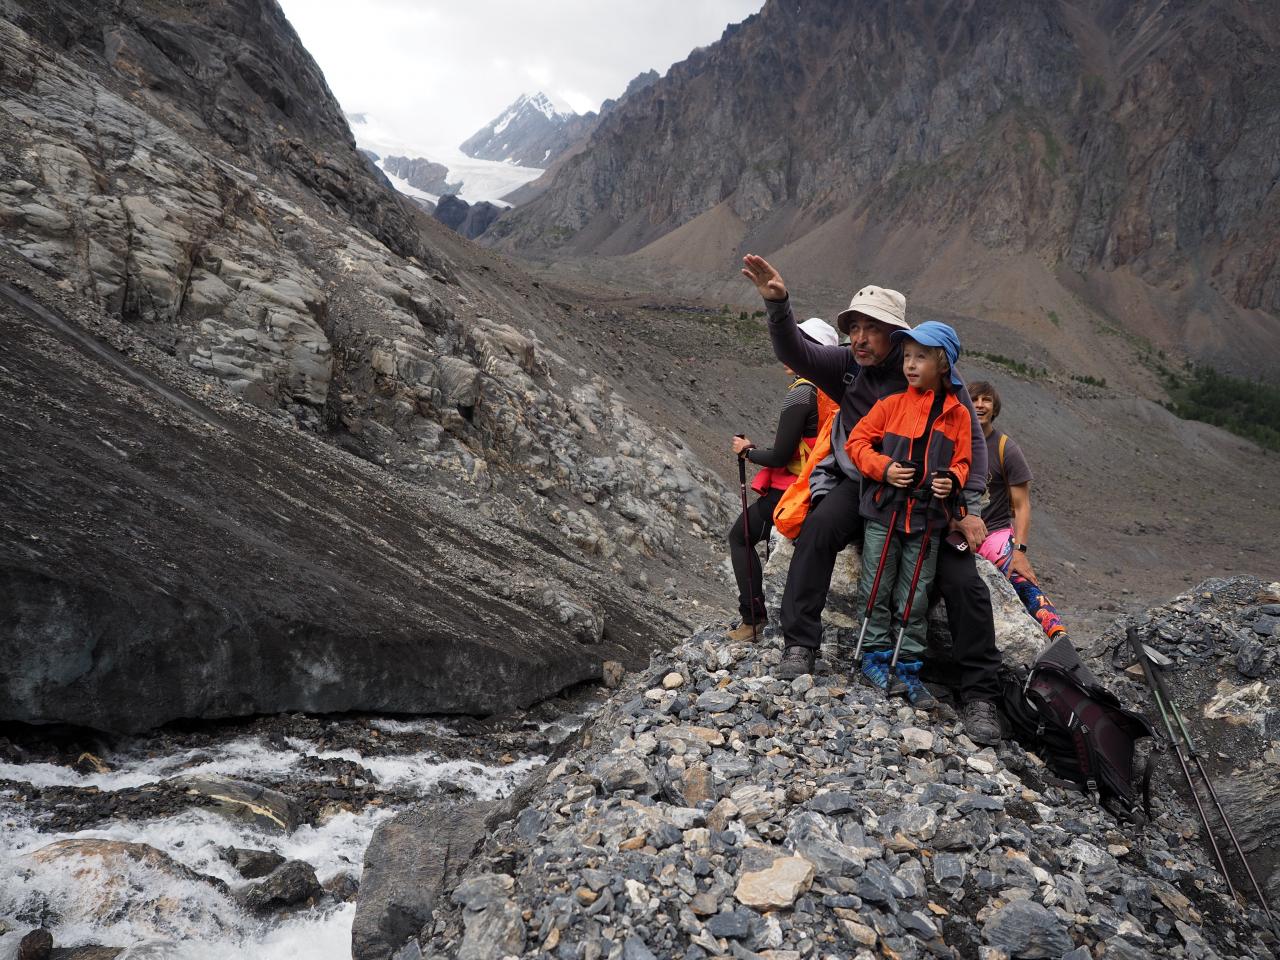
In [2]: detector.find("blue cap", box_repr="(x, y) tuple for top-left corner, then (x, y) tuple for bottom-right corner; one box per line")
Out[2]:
(891, 321), (962, 387)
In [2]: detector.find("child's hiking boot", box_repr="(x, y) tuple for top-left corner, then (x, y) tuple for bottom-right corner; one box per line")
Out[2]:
(776, 645), (816, 679)
(892, 659), (940, 710)
(725, 619), (765, 642)
(859, 650), (893, 690)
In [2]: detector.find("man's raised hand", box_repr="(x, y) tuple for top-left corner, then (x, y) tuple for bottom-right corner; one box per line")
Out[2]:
(741, 254), (788, 302)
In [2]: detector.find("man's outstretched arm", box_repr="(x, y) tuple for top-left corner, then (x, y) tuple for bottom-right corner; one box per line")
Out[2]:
(741, 254), (850, 400)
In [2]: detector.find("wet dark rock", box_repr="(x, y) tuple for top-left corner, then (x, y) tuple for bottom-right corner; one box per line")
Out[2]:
(71, 753), (108, 776)
(18, 928), (53, 960)
(243, 860), (323, 914)
(323, 871), (360, 903)
(172, 776), (299, 832)
(220, 846), (286, 879)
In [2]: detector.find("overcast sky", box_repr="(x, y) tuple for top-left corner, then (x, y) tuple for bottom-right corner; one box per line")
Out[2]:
(278, 0), (764, 156)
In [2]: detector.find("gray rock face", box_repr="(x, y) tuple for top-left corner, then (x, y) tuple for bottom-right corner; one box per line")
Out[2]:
(432, 195), (503, 240)
(0, 0), (735, 730)
(351, 804), (497, 960)
(0, 289), (682, 731)
(1091, 576), (1280, 914)
(381, 156), (460, 196)
(5, 0), (434, 271)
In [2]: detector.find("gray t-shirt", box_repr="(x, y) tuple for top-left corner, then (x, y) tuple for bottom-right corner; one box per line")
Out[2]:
(981, 431), (1033, 532)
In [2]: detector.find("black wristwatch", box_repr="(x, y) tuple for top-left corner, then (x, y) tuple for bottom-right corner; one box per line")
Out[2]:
(1014, 542), (1029, 554)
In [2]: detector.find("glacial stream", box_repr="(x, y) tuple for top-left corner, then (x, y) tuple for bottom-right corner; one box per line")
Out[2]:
(0, 703), (593, 959)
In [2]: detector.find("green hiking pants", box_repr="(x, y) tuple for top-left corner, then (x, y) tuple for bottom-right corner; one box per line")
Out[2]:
(857, 521), (939, 657)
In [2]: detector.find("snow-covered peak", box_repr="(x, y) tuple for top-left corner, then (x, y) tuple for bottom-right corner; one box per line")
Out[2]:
(461, 93), (591, 168)
(492, 92), (571, 136)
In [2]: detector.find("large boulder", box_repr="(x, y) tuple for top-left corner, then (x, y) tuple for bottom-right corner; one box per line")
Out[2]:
(762, 534), (1049, 668)
(24, 840), (233, 940)
(1087, 576), (1280, 907)
(351, 802), (499, 960)
(170, 776), (299, 832)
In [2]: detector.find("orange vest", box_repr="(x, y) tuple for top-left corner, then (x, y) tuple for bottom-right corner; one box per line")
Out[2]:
(771, 389), (839, 538)
(751, 378), (828, 494)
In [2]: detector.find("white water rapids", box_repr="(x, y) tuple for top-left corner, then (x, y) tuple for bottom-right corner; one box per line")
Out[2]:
(0, 720), (547, 958)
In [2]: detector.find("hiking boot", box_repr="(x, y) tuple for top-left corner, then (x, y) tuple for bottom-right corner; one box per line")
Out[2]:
(892, 660), (940, 710)
(775, 645), (816, 680)
(859, 650), (893, 691)
(960, 699), (1003, 746)
(725, 619), (765, 642)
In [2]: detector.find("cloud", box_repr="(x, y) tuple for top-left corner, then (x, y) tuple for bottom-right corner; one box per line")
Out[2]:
(556, 88), (596, 115)
(278, 0), (763, 155)
(523, 63), (554, 89)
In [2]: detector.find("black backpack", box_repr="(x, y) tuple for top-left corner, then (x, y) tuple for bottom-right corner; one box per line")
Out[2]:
(999, 636), (1158, 822)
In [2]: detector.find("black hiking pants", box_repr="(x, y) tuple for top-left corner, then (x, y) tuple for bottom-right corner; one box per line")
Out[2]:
(779, 475), (1003, 704)
(728, 487), (784, 623)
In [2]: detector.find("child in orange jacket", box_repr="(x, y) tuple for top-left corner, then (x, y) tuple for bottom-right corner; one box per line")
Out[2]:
(846, 322), (972, 708)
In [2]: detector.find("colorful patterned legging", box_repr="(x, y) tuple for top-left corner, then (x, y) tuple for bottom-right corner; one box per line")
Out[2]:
(977, 528), (1066, 639)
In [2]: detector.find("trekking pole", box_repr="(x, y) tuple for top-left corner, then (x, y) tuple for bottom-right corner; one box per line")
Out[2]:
(1129, 629), (1275, 926)
(885, 511), (935, 700)
(852, 486), (906, 663)
(1126, 628), (1240, 907)
(735, 436), (758, 636)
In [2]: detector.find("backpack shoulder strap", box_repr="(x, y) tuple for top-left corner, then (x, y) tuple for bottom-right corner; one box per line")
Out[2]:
(998, 433), (1014, 521)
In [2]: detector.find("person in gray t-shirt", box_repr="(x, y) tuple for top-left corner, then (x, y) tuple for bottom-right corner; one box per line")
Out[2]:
(969, 380), (1068, 642)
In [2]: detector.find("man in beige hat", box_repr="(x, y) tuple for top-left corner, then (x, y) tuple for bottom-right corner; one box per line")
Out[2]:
(740, 254), (1004, 746)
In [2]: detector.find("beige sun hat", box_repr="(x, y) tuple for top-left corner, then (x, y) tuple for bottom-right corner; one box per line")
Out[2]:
(835, 285), (908, 334)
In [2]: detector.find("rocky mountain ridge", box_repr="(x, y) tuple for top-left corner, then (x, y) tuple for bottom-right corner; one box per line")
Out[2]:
(460, 92), (593, 169)
(434, 194), (503, 240)
(382, 155), (460, 197)
(486, 0), (1280, 378)
(460, 70), (661, 184)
